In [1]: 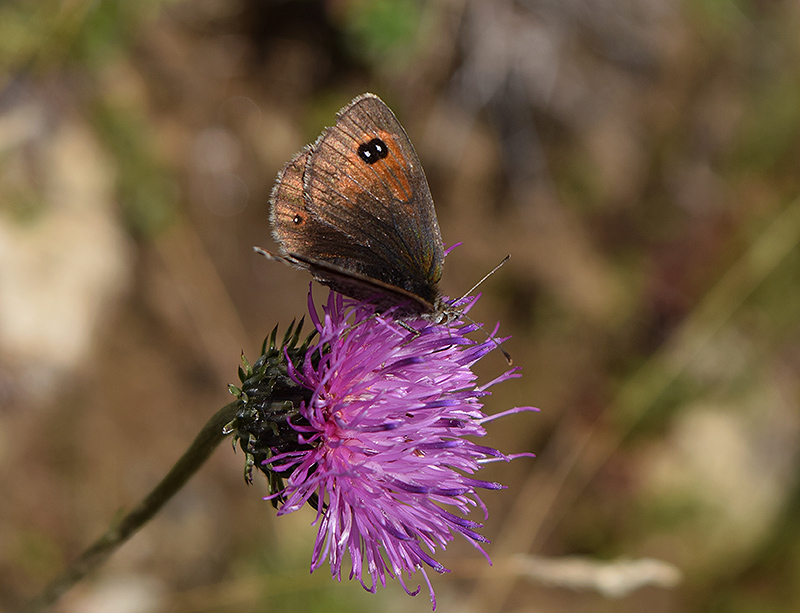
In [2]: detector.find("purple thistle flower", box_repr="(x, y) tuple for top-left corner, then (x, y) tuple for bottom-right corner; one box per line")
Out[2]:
(235, 289), (535, 609)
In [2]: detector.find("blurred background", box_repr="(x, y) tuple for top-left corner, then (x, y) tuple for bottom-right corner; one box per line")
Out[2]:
(2, 0), (800, 611)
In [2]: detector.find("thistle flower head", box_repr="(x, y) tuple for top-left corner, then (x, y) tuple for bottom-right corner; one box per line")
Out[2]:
(234, 289), (535, 609)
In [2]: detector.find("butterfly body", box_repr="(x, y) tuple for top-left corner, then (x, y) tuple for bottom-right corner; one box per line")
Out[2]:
(268, 93), (457, 320)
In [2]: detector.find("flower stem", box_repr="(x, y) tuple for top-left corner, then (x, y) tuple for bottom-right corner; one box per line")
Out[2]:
(22, 401), (241, 613)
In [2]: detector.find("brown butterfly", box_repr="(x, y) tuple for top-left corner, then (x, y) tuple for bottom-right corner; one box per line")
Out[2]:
(261, 93), (460, 321)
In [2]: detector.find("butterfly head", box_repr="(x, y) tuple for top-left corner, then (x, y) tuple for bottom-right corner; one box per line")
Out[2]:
(416, 296), (461, 324)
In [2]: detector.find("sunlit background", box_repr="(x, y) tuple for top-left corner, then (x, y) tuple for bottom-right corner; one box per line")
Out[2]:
(2, 1), (800, 611)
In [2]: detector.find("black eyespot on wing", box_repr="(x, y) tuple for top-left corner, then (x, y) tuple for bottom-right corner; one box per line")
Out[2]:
(357, 138), (389, 164)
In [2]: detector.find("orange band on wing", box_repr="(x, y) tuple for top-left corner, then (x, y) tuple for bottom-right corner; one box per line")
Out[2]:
(374, 131), (413, 201)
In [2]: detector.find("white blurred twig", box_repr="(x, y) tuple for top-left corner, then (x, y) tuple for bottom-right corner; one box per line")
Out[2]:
(510, 554), (682, 598)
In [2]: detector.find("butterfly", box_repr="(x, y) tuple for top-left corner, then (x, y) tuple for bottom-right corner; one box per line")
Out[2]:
(261, 93), (460, 322)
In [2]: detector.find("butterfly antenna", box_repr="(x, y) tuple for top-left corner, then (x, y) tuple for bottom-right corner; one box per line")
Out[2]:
(463, 311), (513, 365)
(458, 254), (510, 301)
(455, 255), (512, 365)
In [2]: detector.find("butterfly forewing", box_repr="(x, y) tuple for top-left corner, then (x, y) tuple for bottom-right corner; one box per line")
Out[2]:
(269, 93), (448, 316)
(302, 94), (444, 304)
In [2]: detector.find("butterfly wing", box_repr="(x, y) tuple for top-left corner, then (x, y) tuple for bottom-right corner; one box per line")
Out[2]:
(270, 149), (348, 260)
(299, 93), (445, 307)
(269, 140), (436, 315)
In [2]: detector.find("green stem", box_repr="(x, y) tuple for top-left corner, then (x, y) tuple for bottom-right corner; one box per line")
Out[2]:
(22, 401), (241, 613)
